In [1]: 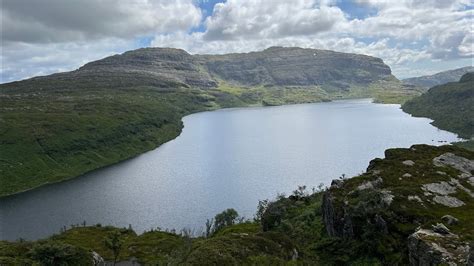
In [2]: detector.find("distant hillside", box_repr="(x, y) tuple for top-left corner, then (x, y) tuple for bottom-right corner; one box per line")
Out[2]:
(402, 72), (474, 139)
(403, 66), (474, 88)
(0, 47), (417, 197)
(2, 144), (473, 265)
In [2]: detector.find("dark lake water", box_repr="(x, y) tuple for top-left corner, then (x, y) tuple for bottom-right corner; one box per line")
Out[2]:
(0, 99), (461, 241)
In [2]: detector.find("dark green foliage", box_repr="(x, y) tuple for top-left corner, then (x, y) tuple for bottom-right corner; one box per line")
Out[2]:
(402, 73), (474, 139)
(104, 231), (123, 265)
(213, 208), (239, 233)
(28, 240), (91, 265)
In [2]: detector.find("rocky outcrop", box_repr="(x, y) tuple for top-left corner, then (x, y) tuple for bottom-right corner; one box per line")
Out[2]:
(433, 153), (474, 180)
(321, 145), (474, 264)
(408, 228), (470, 265)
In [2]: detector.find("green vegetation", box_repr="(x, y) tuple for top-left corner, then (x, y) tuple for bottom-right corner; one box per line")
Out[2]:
(0, 47), (422, 197)
(0, 80), (415, 198)
(402, 72), (474, 140)
(3, 144), (472, 264)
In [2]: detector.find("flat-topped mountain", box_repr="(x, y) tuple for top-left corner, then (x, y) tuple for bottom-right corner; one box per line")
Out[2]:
(8, 46), (396, 91)
(403, 66), (474, 89)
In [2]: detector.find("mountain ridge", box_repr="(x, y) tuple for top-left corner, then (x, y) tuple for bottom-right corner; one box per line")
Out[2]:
(403, 66), (474, 88)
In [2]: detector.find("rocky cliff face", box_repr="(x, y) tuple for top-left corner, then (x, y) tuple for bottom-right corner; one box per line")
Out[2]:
(322, 144), (474, 265)
(198, 46), (394, 88)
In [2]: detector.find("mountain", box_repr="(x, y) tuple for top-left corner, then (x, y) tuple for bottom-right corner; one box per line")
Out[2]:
(0, 46), (418, 197)
(2, 144), (473, 265)
(403, 66), (474, 88)
(402, 72), (474, 140)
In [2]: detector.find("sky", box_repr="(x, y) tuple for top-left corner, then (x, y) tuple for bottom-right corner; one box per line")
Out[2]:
(1, 0), (473, 83)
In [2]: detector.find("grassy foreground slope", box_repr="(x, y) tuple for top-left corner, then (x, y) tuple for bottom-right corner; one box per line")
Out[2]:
(0, 47), (418, 197)
(402, 72), (474, 142)
(2, 144), (473, 265)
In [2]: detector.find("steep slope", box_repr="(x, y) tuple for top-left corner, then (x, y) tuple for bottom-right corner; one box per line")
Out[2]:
(403, 66), (474, 88)
(402, 72), (474, 139)
(0, 47), (416, 196)
(2, 145), (473, 265)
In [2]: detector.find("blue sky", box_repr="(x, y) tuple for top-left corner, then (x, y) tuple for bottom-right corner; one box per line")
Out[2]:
(1, 0), (473, 82)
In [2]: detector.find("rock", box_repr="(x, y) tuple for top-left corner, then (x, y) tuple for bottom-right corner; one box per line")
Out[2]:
(330, 179), (344, 189)
(449, 178), (474, 198)
(375, 214), (388, 234)
(422, 182), (457, 195)
(432, 223), (450, 235)
(292, 248), (299, 260)
(469, 177), (474, 187)
(437, 171), (447, 176)
(322, 191), (353, 239)
(357, 177), (383, 190)
(441, 215), (459, 225)
(92, 251), (105, 266)
(433, 153), (474, 179)
(433, 195), (465, 207)
(381, 189), (394, 206)
(403, 160), (415, 166)
(468, 244), (474, 265)
(403, 173), (413, 178)
(408, 195), (423, 203)
(408, 228), (470, 266)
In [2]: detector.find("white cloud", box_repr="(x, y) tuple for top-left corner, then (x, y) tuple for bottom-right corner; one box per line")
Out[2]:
(1, 0), (202, 43)
(1, 0), (472, 82)
(203, 0), (346, 40)
(0, 39), (135, 83)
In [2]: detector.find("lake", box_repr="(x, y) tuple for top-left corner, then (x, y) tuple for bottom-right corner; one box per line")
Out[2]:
(0, 99), (461, 241)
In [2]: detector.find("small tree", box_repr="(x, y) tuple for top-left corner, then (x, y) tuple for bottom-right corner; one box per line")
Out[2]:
(104, 231), (123, 265)
(214, 208), (239, 232)
(205, 218), (214, 237)
(255, 199), (269, 222)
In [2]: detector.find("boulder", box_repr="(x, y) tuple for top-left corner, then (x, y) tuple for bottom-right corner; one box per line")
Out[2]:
(357, 177), (383, 190)
(403, 160), (416, 166)
(432, 223), (450, 235)
(421, 182), (457, 195)
(433, 195), (465, 207)
(408, 229), (470, 266)
(433, 153), (474, 179)
(441, 215), (459, 225)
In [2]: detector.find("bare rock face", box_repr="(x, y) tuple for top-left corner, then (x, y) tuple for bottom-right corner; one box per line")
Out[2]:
(432, 195), (465, 207)
(441, 215), (459, 226)
(357, 177), (383, 190)
(198, 46), (394, 88)
(422, 182), (457, 195)
(408, 229), (470, 265)
(433, 153), (474, 180)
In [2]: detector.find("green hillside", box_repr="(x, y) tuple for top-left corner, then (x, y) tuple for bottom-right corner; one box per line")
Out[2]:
(402, 72), (474, 140)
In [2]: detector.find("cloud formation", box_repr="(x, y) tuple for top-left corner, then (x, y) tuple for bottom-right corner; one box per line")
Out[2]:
(1, 0), (472, 82)
(2, 0), (202, 43)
